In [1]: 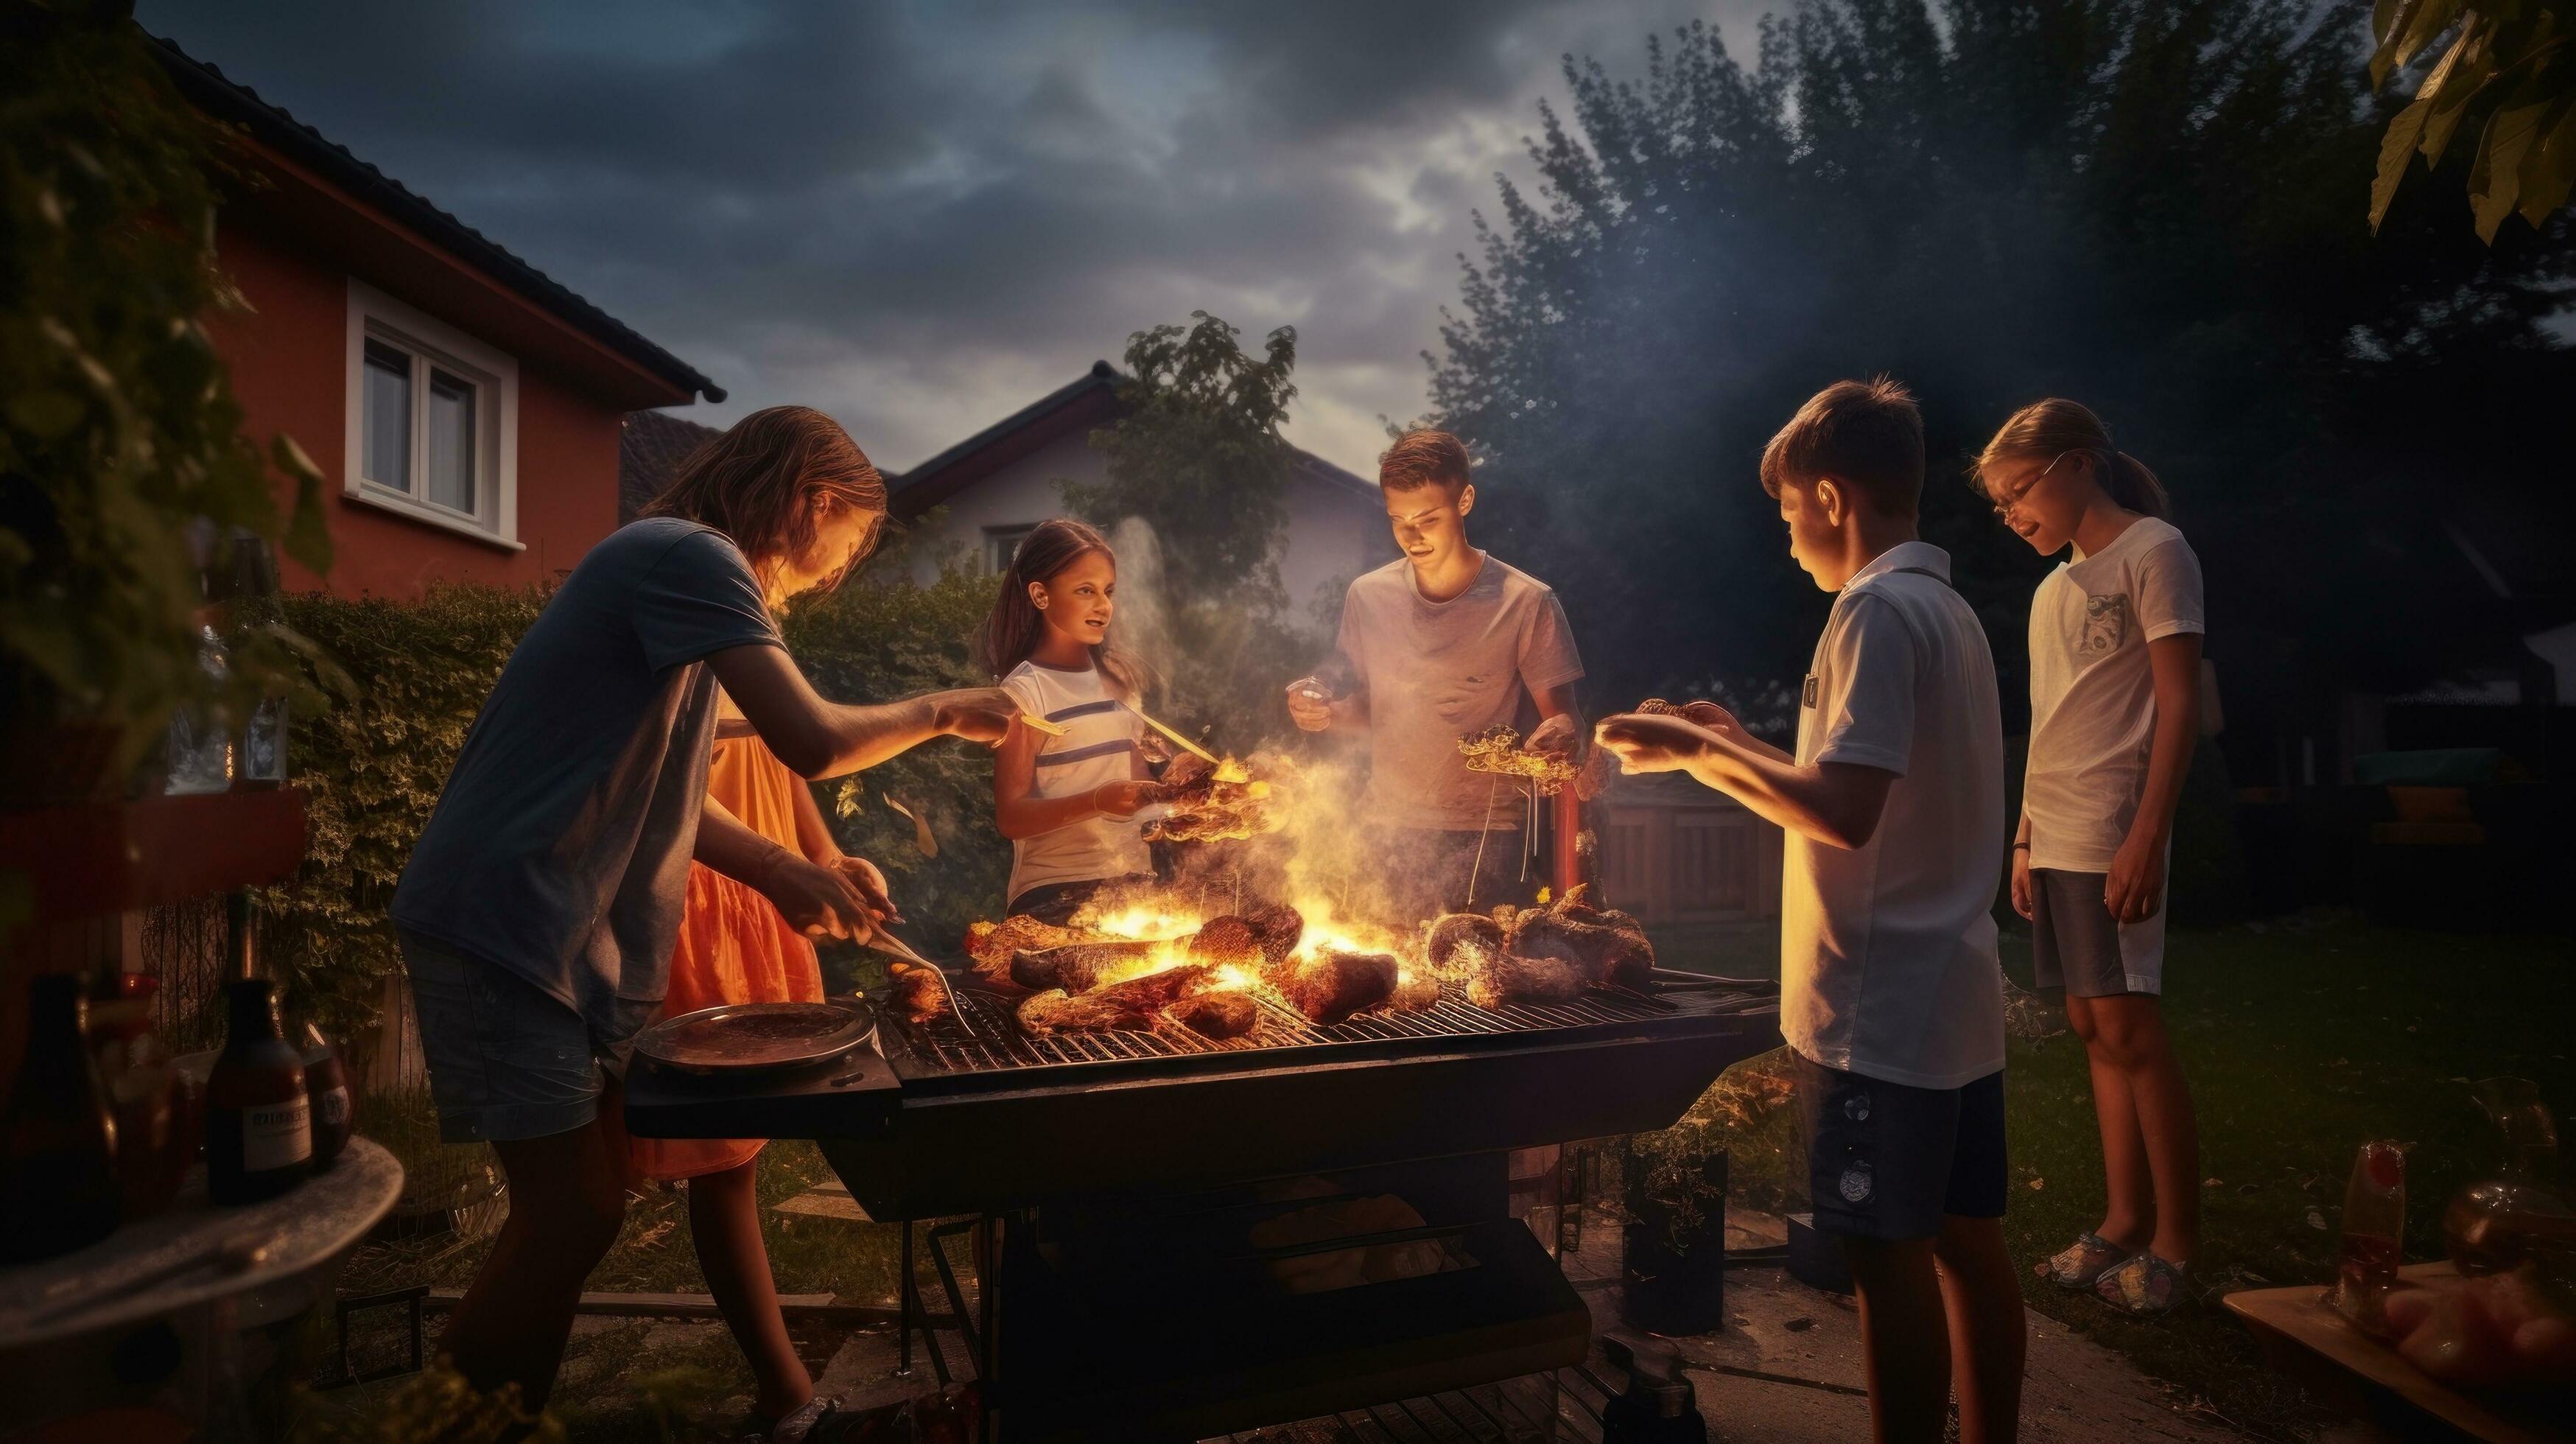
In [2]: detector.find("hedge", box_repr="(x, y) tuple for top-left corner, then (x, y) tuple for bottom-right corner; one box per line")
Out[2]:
(264, 569), (1010, 1044)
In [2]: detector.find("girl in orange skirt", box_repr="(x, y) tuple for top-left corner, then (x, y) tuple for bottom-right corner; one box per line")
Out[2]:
(621, 693), (890, 1442)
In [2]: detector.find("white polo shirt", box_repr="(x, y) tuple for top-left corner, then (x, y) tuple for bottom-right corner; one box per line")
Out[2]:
(1780, 542), (2007, 1090)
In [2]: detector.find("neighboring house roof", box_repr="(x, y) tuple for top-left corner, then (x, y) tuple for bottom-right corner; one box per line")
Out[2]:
(149, 33), (726, 406)
(888, 360), (1377, 522)
(619, 410), (724, 522)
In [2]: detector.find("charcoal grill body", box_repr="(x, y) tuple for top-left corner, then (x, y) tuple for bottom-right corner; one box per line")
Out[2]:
(623, 980), (1780, 1441)
(827, 985), (1777, 1218)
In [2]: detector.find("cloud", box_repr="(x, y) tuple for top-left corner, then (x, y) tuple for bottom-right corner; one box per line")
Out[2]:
(141, 0), (1760, 475)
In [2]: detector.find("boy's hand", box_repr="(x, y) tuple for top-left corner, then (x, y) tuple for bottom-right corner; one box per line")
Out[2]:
(1593, 713), (1716, 774)
(2010, 849), (2034, 920)
(1525, 712), (1578, 760)
(1679, 700), (1747, 740)
(757, 852), (877, 941)
(929, 687), (1020, 748)
(2105, 830), (2166, 923)
(1285, 677), (1333, 732)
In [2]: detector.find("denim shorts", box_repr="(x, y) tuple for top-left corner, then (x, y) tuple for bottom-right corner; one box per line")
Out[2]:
(401, 930), (606, 1144)
(1794, 1052), (2008, 1241)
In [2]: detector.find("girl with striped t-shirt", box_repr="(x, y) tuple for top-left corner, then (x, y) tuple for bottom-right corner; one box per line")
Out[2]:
(975, 519), (1159, 922)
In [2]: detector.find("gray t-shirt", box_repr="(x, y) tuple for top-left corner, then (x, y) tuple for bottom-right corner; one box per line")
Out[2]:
(392, 518), (783, 1045)
(1333, 555), (1584, 831)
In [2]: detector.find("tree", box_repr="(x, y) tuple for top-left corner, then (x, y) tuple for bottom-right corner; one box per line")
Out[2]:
(2369, 0), (2576, 241)
(1, 6), (332, 801)
(1064, 312), (1313, 749)
(1427, 0), (2574, 751)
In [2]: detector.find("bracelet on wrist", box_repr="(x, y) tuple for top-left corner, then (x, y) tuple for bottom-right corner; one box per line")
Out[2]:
(2011, 841), (2031, 852)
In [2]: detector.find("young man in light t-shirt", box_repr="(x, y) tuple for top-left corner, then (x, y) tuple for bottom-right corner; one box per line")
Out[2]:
(1597, 379), (2024, 1443)
(1285, 430), (1584, 924)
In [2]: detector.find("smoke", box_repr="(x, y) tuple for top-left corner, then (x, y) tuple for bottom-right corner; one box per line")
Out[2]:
(1103, 516), (1175, 697)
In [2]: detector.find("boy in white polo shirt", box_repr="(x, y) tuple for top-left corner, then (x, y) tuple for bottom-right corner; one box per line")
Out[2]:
(1597, 378), (2024, 1444)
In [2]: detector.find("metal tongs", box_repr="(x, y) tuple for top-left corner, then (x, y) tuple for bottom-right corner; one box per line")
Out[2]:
(871, 928), (977, 1038)
(1649, 965), (1781, 994)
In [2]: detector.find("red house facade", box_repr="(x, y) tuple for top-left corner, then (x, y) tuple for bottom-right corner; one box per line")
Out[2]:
(157, 41), (723, 597)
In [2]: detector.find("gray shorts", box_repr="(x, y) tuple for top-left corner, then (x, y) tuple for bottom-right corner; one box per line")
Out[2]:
(2029, 869), (2166, 997)
(400, 930), (616, 1143)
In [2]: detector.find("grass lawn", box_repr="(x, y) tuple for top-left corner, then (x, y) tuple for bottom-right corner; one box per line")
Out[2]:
(1678, 910), (2576, 1437)
(337, 911), (2569, 1439)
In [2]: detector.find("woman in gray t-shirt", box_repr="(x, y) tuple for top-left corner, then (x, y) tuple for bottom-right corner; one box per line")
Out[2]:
(393, 406), (1019, 1416)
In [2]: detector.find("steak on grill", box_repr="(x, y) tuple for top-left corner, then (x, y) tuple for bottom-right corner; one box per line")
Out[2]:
(1272, 949), (1399, 1026)
(1009, 939), (1167, 994)
(1433, 883), (1657, 1001)
(1165, 989), (1259, 1039)
(1016, 964), (1217, 1037)
(1467, 953), (1584, 1009)
(888, 961), (955, 1026)
(966, 915), (1106, 985)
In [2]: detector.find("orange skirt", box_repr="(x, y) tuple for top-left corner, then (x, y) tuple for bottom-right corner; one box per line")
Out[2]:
(624, 738), (823, 1182)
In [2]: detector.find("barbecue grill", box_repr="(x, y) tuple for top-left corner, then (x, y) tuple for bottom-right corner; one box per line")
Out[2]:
(625, 968), (1780, 1441)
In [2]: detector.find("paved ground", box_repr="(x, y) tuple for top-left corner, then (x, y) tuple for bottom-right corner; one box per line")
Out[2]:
(365, 1209), (2278, 1441)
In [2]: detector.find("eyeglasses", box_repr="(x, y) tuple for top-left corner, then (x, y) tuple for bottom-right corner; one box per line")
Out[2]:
(1988, 450), (2076, 520)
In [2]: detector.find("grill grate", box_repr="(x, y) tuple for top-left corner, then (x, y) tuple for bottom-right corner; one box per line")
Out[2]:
(901, 979), (1688, 1076)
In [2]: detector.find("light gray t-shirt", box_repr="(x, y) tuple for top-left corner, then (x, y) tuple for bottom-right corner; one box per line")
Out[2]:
(2024, 516), (2204, 872)
(393, 518), (783, 1046)
(1781, 542), (2007, 1090)
(1333, 555), (1584, 832)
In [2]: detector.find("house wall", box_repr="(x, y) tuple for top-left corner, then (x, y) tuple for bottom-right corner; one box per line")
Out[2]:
(208, 217), (627, 596)
(893, 430), (1394, 630)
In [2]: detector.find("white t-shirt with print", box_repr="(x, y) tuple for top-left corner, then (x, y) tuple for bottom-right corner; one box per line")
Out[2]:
(1780, 542), (2009, 1091)
(998, 660), (1152, 907)
(2024, 517), (2205, 874)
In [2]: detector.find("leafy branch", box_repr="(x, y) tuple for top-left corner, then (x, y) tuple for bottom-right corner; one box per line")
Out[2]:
(2369, 0), (2575, 240)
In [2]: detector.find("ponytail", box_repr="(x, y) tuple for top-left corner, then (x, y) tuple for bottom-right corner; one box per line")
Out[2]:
(1973, 399), (2170, 521)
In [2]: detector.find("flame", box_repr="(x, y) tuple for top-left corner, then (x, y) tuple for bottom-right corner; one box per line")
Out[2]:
(1214, 757), (1252, 785)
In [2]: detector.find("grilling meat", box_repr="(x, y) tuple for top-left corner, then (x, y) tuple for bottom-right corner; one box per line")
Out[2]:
(1273, 949), (1400, 1026)
(1245, 903), (1305, 967)
(1015, 964), (1217, 1037)
(1185, 915), (1264, 969)
(966, 915), (1107, 983)
(1423, 912), (1505, 970)
(887, 961), (956, 1026)
(1141, 751), (1292, 844)
(1457, 724), (1581, 795)
(1165, 989), (1259, 1040)
(1008, 939), (1165, 993)
(1512, 911), (1653, 990)
(1467, 953), (1586, 1009)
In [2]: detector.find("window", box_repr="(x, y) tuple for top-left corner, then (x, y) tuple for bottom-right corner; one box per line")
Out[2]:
(984, 524), (1037, 574)
(344, 280), (519, 549)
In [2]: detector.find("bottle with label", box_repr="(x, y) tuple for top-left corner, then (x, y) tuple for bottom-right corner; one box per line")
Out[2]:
(206, 896), (310, 1203)
(0, 975), (123, 1261)
(300, 1020), (351, 1168)
(163, 613), (234, 795)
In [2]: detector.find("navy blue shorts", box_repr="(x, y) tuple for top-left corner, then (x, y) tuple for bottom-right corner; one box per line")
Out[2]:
(1793, 1054), (2008, 1241)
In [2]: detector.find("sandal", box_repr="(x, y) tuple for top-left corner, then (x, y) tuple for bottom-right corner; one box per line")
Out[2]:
(2094, 1252), (2191, 1317)
(2034, 1231), (2130, 1290)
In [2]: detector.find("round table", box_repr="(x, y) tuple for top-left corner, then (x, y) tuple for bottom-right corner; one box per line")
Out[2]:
(0, 1138), (404, 1438)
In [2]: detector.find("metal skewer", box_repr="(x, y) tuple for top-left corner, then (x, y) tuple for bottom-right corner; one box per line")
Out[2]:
(1124, 702), (1220, 765)
(1017, 712), (1068, 737)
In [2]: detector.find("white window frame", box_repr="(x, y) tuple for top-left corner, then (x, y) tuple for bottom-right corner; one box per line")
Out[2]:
(343, 278), (522, 550)
(983, 523), (1038, 574)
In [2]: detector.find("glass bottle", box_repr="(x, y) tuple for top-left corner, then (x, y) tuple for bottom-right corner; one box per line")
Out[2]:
(205, 896), (310, 1203)
(163, 612), (234, 794)
(2444, 1077), (2576, 1283)
(300, 1020), (351, 1168)
(0, 975), (122, 1261)
(2331, 1139), (2407, 1336)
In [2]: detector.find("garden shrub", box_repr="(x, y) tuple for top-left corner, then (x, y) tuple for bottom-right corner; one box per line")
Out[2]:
(264, 567), (1011, 1044)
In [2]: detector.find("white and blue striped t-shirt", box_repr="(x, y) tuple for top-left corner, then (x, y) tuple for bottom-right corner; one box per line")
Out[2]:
(998, 659), (1151, 907)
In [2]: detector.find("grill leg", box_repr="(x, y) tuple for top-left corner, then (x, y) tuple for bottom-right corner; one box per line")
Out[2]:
(896, 1222), (914, 1380)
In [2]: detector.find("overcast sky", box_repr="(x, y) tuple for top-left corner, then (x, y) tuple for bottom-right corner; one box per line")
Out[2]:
(139, 1), (1766, 477)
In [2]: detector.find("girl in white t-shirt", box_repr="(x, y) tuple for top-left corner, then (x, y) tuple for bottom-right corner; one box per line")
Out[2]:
(973, 519), (1159, 922)
(1976, 399), (2205, 1319)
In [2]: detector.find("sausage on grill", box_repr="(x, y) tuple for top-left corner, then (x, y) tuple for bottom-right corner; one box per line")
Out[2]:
(1467, 953), (1586, 1010)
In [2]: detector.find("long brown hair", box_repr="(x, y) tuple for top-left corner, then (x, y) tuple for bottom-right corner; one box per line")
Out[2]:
(972, 519), (1149, 700)
(1973, 398), (2170, 519)
(639, 405), (888, 597)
